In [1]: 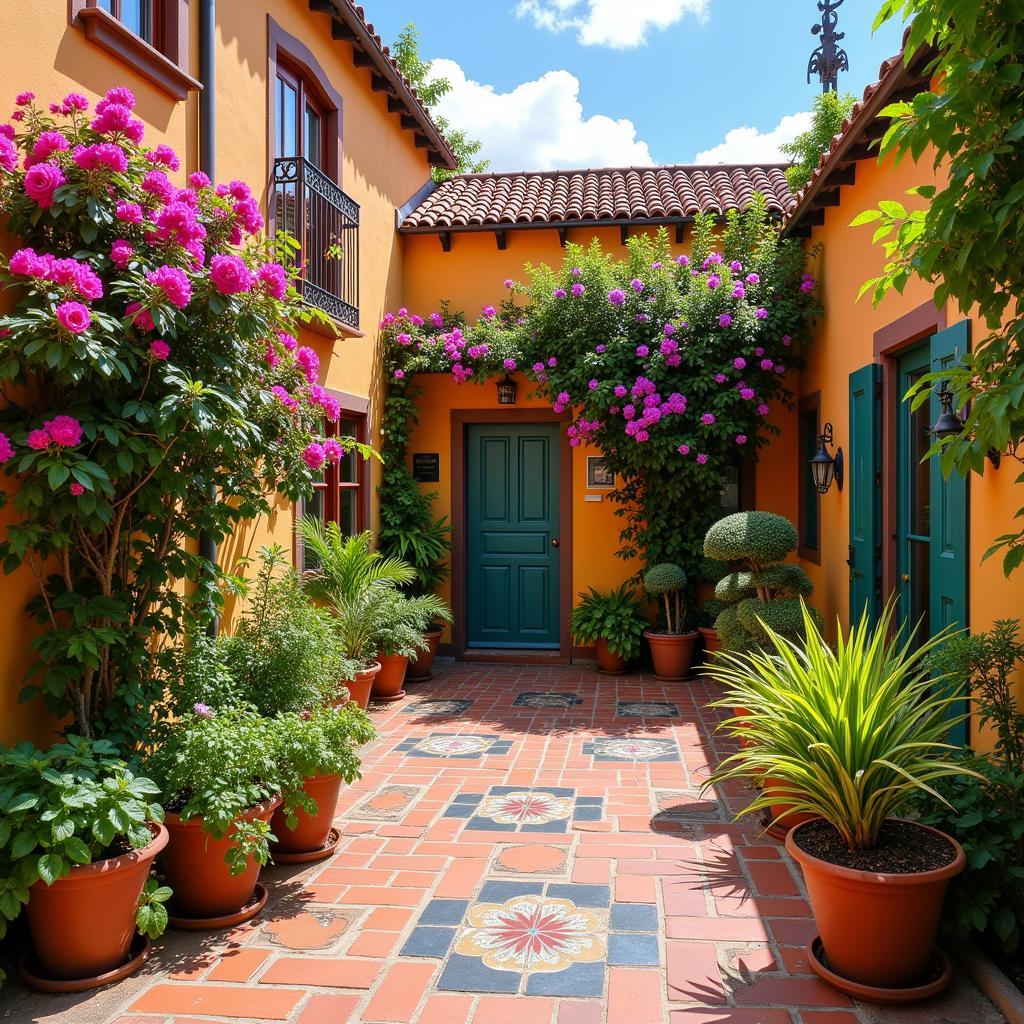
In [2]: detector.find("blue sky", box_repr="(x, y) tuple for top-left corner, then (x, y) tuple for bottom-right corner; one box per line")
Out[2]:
(368, 0), (908, 171)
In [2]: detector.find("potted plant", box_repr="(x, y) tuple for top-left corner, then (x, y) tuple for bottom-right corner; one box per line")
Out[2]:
(569, 584), (647, 674)
(146, 706), (281, 928)
(705, 603), (971, 1002)
(371, 589), (454, 700)
(695, 558), (730, 662)
(270, 704), (376, 862)
(642, 563), (699, 680)
(405, 604), (454, 681)
(296, 521), (417, 708)
(0, 736), (169, 990)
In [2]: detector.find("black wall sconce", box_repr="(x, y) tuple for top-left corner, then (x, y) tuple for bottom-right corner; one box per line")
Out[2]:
(929, 381), (964, 440)
(810, 422), (844, 494)
(496, 373), (518, 405)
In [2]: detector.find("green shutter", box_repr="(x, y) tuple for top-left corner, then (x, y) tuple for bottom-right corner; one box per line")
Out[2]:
(848, 363), (882, 628)
(929, 320), (970, 744)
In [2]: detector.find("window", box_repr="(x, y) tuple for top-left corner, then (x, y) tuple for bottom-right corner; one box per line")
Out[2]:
(96, 0), (158, 47)
(275, 63), (327, 169)
(298, 408), (370, 570)
(798, 394), (821, 560)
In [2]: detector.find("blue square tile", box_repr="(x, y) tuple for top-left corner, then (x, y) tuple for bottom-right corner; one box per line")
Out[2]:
(437, 953), (519, 994)
(610, 903), (659, 932)
(546, 883), (610, 907)
(479, 881), (544, 901)
(419, 898), (470, 925)
(400, 926), (456, 957)
(521, 820), (569, 833)
(608, 932), (659, 966)
(443, 805), (477, 819)
(572, 806), (602, 821)
(452, 793), (485, 804)
(542, 786), (576, 797)
(575, 797), (604, 806)
(466, 817), (516, 832)
(525, 961), (604, 997)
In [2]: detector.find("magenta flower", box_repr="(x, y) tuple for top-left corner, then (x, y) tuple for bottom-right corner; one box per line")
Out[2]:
(756, 307), (768, 320)
(678, 444), (690, 456)
(608, 289), (626, 306)
(635, 430), (649, 442)
(588, 379), (598, 391)
(116, 200), (143, 224)
(146, 144), (180, 171)
(630, 279), (644, 293)
(257, 263), (288, 300)
(44, 415), (82, 447)
(141, 169), (175, 204)
(571, 283), (585, 297)
(782, 334), (792, 346)
(193, 702), (214, 719)
(800, 277), (816, 293)
(729, 260), (742, 273)
(69, 482), (85, 497)
(430, 312), (444, 328)
(24, 162), (65, 208)
(676, 255), (690, 267)
(483, 305), (497, 318)
(741, 388), (756, 400)
(557, 391), (570, 404)
(210, 254), (255, 295)
(296, 346), (320, 384)
(30, 131), (69, 165)
(696, 453), (709, 464)
(570, 267), (582, 276)
(733, 357), (747, 370)
(0, 432), (13, 462)
(760, 358), (774, 370)
(718, 314), (733, 328)
(735, 434), (748, 445)
(303, 442), (327, 470)
(533, 362), (544, 374)
(757, 403), (770, 416)
(701, 413), (715, 425)
(504, 278), (514, 288)
(595, 344), (606, 354)
(27, 429), (50, 451)
(663, 323), (676, 336)
(147, 265), (192, 308)
(0, 136), (17, 172)
(714, 373), (726, 384)
(188, 171), (211, 190)
(707, 274), (720, 290)
(613, 385), (627, 398)
(503, 358), (517, 371)
(732, 285), (746, 299)
(547, 357), (557, 368)
(636, 345), (649, 358)
(746, 273), (760, 285)
(754, 347), (764, 356)
(324, 439), (344, 462)
(15, 91), (34, 106)
(125, 301), (155, 332)
(150, 339), (170, 361)
(554, 288), (567, 299)
(110, 239), (133, 269)
(393, 369), (405, 379)
(56, 301), (91, 334)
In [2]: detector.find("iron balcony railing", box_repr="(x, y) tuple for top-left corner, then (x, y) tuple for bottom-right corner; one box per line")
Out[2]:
(273, 156), (360, 329)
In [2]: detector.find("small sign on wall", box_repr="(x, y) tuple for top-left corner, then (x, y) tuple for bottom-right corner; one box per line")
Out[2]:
(587, 457), (615, 489)
(413, 452), (440, 482)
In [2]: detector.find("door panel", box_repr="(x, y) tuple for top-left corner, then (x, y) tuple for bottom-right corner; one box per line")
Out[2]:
(467, 424), (560, 648)
(849, 364), (882, 626)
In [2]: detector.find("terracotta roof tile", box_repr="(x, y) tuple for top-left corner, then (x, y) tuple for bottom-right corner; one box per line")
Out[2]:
(400, 163), (795, 232)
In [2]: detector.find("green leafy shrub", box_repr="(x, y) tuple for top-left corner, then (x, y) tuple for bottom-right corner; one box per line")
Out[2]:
(704, 602), (970, 847)
(780, 91), (856, 192)
(643, 562), (689, 634)
(569, 584), (648, 661)
(0, 736), (166, 964)
(704, 511), (817, 651)
(371, 589), (453, 658)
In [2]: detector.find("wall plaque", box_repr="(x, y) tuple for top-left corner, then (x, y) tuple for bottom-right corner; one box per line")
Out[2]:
(413, 452), (440, 482)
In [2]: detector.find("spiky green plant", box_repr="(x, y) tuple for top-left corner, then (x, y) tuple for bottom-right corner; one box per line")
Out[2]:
(703, 602), (974, 849)
(295, 520), (416, 668)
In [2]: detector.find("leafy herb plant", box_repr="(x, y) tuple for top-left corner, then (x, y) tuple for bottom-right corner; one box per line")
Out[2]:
(569, 584), (648, 661)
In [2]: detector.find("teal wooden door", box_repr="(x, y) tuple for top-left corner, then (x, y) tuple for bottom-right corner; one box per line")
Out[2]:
(849, 363), (882, 627)
(895, 323), (969, 743)
(466, 424), (560, 649)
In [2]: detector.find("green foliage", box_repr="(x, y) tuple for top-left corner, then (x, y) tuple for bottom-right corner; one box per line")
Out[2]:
(390, 22), (488, 182)
(371, 588), (452, 658)
(643, 562), (689, 634)
(0, 736), (165, 949)
(297, 522), (417, 668)
(858, 2), (1024, 574)
(704, 602), (972, 848)
(145, 706), (280, 872)
(780, 91), (857, 192)
(569, 584), (649, 661)
(272, 705), (375, 830)
(704, 511), (814, 651)
(135, 879), (173, 940)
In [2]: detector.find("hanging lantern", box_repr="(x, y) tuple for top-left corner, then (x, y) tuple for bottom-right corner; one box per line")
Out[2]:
(496, 374), (517, 405)
(810, 422), (844, 495)
(929, 383), (964, 439)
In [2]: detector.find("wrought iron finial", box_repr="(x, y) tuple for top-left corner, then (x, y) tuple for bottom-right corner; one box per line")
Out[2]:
(808, 0), (849, 93)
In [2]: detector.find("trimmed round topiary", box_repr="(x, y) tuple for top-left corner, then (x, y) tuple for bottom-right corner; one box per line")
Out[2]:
(697, 557), (731, 584)
(643, 562), (688, 595)
(714, 603), (753, 652)
(749, 564), (814, 598)
(736, 597), (821, 643)
(703, 512), (799, 566)
(715, 571), (757, 603)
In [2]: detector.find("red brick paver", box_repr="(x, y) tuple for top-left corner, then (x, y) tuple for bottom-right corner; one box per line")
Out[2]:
(70, 663), (997, 1024)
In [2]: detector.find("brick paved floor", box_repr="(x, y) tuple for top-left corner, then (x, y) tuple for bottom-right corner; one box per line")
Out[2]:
(6, 663), (1005, 1024)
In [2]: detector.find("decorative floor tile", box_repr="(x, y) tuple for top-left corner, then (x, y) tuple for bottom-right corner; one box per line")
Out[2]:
(443, 786), (604, 833)
(402, 699), (475, 716)
(345, 785), (424, 821)
(653, 789), (724, 821)
(395, 734), (512, 759)
(583, 737), (680, 762)
(258, 908), (358, 951)
(512, 692), (582, 709)
(616, 700), (680, 718)
(492, 844), (569, 876)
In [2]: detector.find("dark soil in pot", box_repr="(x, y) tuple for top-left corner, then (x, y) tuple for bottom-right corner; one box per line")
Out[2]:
(792, 819), (958, 874)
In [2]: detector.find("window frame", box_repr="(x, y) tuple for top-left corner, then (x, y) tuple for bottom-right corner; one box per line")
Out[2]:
(798, 391), (822, 563)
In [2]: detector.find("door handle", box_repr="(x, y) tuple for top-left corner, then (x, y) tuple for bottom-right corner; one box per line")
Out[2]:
(551, 538), (560, 548)
(902, 573), (910, 582)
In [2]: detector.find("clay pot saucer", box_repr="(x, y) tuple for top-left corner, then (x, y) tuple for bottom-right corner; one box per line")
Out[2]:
(808, 936), (952, 1005)
(19, 934), (151, 993)
(271, 827), (341, 865)
(168, 882), (268, 931)
(374, 689), (406, 703)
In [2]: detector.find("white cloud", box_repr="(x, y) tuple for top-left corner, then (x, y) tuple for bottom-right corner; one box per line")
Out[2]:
(694, 111), (812, 164)
(431, 58), (654, 172)
(516, 0), (711, 48)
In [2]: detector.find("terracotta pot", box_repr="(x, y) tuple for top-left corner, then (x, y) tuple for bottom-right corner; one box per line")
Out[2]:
(162, 796), (281, 920)
(25, 820), (167, 981)
(763, 776), (816, 836)
(733, 705), (756, 748)
(644, 629), (699, 681)
(271, 774), (343, 855)
(372, 653), (409, 702)
(406, 627), (442, 680)
(698, 626), (722, 659)
(595, 638), (629, 674)
(786, 818), (965, 990)
(340, 662), (381, 709)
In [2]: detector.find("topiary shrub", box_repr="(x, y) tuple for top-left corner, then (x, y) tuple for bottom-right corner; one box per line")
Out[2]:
(703, 512), (819, 652)
(643, 562), (689, 634)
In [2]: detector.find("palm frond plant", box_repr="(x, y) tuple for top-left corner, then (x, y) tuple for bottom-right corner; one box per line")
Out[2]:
(372, 590), (454, 659)
(703, 601), (969, 848)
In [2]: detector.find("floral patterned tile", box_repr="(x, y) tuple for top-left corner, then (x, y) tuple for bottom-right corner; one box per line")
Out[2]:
(395, 734), (513, 759)
(583, 737), (680, 762)
(400, 881), (659, 995)
(442, 787), (603, 832)
(512, 692), (583, 709)
(344, 784), (425, 822)
(616, 700), (680, 718)
(401, 699), (475, 716)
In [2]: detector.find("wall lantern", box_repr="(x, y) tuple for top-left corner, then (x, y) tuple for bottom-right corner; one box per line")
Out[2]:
(929, 382), (964, 440)
(810, 422), (844, 494)
(496, 374), (518, 405)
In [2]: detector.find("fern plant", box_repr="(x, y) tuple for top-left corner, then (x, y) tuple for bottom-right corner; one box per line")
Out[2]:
(569, 584), (648, 661)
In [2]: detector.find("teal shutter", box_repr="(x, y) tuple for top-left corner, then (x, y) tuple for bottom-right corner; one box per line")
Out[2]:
(848, 363), (882, 628)
(929, 320), (970, 744)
